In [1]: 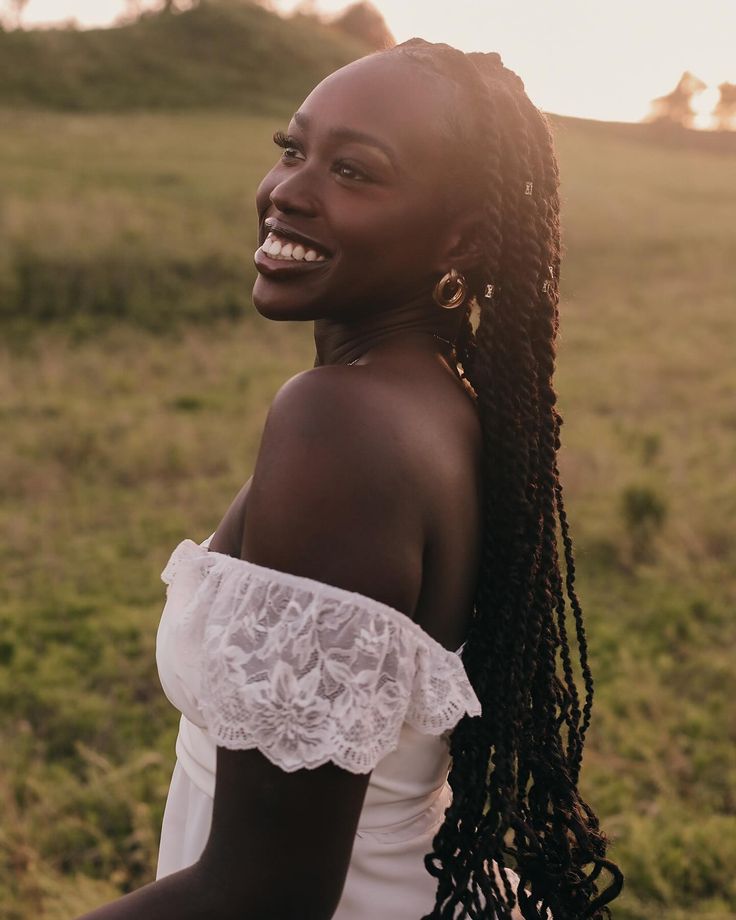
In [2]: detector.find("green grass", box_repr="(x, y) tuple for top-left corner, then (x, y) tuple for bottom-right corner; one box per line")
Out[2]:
(0, 108), (280, 333)
(1, 108), (735, 917)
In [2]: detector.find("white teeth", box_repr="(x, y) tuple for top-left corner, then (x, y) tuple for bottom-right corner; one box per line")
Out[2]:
(261, 230), (328, 262)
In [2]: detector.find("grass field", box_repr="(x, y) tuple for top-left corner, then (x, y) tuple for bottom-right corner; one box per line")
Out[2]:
(0, 108), (281, 332)
(1, 107), (735, 918)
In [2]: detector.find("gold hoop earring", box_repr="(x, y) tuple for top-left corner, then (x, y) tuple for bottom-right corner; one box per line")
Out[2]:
(433, 268), (467, 309)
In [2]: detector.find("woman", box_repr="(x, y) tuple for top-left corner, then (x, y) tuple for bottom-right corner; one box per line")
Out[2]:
(79, 38), (623, 920)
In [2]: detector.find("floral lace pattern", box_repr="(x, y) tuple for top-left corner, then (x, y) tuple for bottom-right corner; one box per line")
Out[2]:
(161, 539), (482, 774)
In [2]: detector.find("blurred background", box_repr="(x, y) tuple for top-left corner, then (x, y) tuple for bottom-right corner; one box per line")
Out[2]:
(0, 1), (734, 917)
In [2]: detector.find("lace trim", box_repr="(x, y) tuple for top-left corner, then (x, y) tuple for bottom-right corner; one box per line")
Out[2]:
(160, 538), (482, 774)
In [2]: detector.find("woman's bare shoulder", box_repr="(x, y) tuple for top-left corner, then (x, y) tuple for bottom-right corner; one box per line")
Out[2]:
(209, 365), (410, 559)
(238, 365), (426, 612)
(270, 363), (411, 435)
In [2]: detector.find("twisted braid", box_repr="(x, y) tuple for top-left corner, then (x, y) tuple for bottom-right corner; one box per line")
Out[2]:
(381, 39), (624, 919)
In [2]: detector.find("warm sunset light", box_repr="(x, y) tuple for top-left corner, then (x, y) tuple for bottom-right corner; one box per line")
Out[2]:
(5, 0), (735, 912)
(17, 0), (736, 126)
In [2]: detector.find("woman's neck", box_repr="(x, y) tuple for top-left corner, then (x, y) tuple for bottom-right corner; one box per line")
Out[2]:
(313, 296), (464, 367)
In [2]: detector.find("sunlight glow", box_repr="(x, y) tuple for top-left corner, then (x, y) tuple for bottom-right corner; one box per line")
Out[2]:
(692, 86), (721, 130)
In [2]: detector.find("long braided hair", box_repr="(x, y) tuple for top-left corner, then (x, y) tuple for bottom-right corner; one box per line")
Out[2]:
(379, 39), (624, 919)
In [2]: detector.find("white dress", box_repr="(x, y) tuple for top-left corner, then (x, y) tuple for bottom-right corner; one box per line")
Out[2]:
(154, 533), (539, 919)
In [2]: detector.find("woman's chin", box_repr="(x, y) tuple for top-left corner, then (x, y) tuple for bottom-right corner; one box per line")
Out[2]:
(252, 279), (318, 321)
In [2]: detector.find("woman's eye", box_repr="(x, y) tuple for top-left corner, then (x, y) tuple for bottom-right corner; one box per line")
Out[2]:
(334, 162), (368, 182)
(280, 145), (304, 161)
(272, 130), (304, 161)
(272, 132), (369, 181)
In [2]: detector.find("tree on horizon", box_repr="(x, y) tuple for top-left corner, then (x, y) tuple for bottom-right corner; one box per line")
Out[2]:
(328, 1), (395, 51)
(713, 82), (736, 131)
(114, 0), (201, 24)
(647, 71), (707, 129)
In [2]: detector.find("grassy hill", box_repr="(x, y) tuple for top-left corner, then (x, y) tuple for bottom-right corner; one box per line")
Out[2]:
(1, 10), (736, 920)
(0, 0), (369, 112)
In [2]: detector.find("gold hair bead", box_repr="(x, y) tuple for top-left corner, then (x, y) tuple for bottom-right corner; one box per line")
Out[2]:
(542, 280), (552, 293)
(484, 283), (495, 300)
(524, 181), (534, 196)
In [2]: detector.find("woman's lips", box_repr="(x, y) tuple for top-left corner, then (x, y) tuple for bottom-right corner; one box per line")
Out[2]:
(254, 244), (332, 278)
(260, 230), (328, 262)
(261, 217), (332, 257)
(254, 221), (334, 279)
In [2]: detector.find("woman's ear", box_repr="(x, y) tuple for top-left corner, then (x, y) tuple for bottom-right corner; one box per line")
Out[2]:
(434, 213), (485, 274)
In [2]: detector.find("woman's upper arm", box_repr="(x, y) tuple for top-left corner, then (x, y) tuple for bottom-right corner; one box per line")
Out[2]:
(199, 747), (371, 919)
(195, 367), (424, 914)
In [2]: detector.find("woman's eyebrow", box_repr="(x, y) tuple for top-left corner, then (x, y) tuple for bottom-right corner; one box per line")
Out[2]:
(292, 111), (400, 170)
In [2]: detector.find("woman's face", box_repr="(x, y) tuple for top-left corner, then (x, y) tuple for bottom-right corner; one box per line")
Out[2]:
(252, 53), (464, 322)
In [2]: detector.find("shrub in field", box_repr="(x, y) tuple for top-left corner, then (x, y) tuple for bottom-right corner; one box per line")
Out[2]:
(620, 483), (668, 563)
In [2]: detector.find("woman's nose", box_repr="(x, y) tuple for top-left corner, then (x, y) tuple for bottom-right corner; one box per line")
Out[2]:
(268, 169), (319, 216)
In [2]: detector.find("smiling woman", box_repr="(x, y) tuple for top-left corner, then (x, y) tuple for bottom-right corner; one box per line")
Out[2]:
(77, 37), (623, 920)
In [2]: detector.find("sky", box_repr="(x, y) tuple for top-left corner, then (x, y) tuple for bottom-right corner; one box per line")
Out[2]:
(16, 0), (736, 126)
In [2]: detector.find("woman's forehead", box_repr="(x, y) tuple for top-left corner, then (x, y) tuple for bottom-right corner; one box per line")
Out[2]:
(293, 54), (454, 163)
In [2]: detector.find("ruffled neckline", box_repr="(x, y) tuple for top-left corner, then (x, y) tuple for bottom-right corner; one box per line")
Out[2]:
(162, 537), (469, 661)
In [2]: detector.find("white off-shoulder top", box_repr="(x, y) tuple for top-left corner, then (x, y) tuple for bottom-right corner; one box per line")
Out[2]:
(154, 533), (537, 919)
